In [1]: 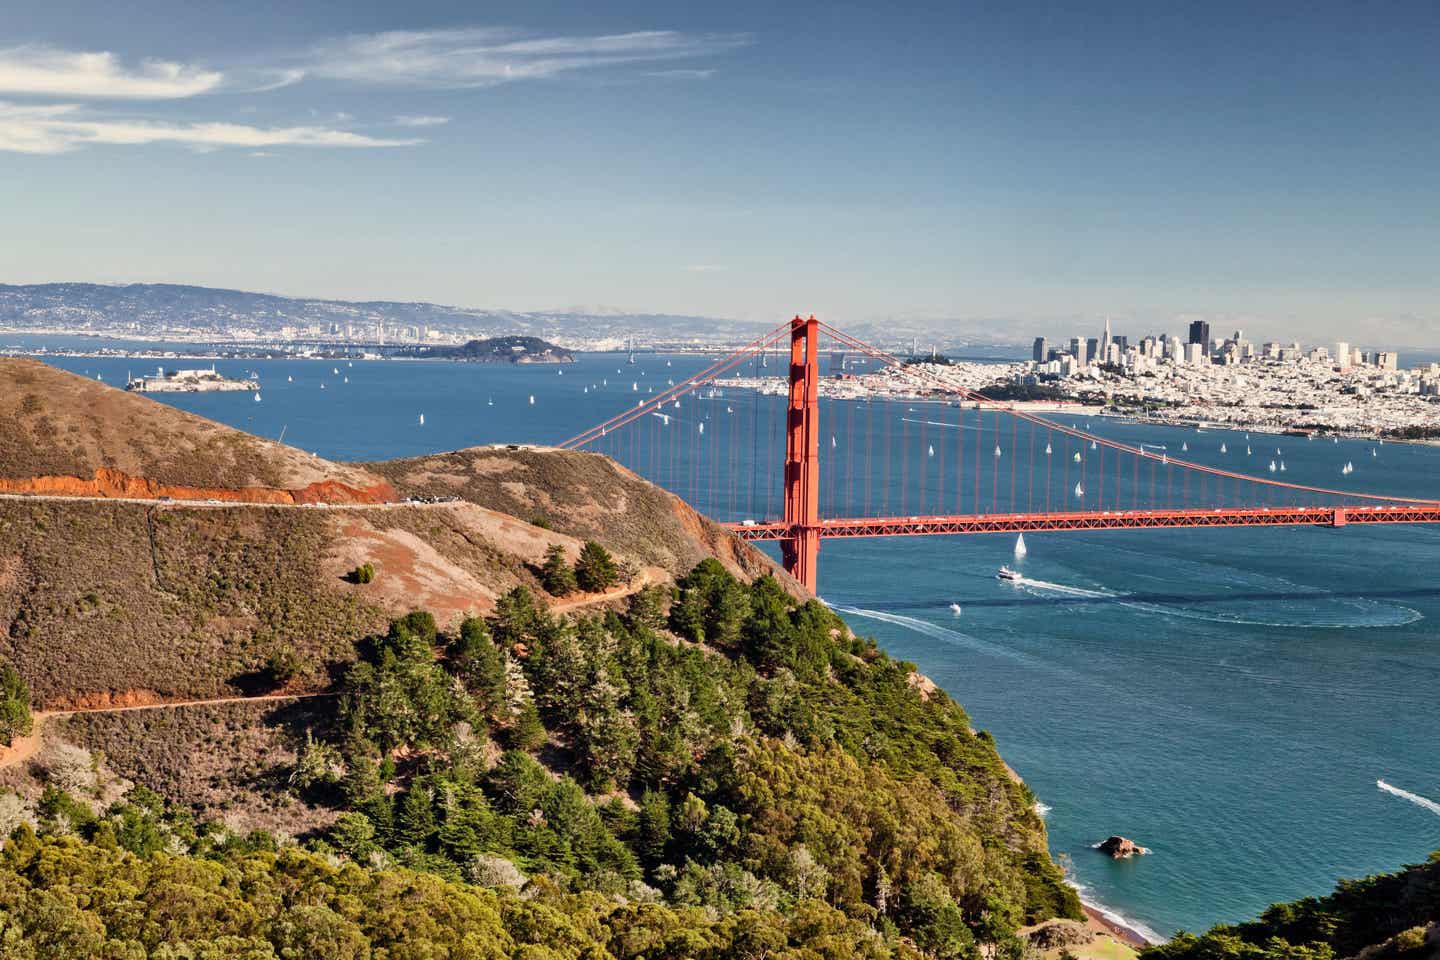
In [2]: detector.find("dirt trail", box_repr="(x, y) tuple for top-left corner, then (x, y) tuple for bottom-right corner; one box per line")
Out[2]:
(550, 566), (666, 612)
(0, 691), (334, 771)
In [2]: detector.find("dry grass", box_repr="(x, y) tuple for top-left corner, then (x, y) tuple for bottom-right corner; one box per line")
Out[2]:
(0, 357), (382, 491)
(365, 446), (795, 588)
(51, 699), (339, 837)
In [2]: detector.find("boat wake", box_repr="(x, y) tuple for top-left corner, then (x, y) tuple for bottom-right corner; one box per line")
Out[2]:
(1014, 574), (1421, 629)
(826, 603), (1056, 672)
(1378, 779), (1440, 816)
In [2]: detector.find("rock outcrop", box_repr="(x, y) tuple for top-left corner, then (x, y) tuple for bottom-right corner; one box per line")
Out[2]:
(1096, 836), (1151, 859)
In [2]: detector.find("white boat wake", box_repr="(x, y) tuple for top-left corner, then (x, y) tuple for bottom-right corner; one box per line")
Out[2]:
(1378, 779), (1440, 816)
(826, 603), (1056, 672)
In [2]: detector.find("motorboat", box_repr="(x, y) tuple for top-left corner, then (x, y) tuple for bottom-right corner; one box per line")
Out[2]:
(996, 565), (1022, 582)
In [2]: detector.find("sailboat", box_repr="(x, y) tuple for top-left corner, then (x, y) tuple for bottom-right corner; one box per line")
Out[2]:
(1073, 482), (1084, 498)
(1073, 451), (1082, 462)
(528, 395), (535, 405)
(1220, 442), (1227, 453)
(418, 413), (424, 426)
(1371, 448), (1378, 457)
(994, 445), (1002, 457)
(253, 393), (261, 403)
(287, 375), (293, 383)
(832, 436), (837, 448)
(949, 603), (963, 616)
(1090, 440), (1097, 450)
(1268, 460), (1277, 472)
(632, 382), (638, 391)
(928, 444), (935, 457)
(698, 422), (704, 435)
(1181, 441), (1189, 451)
(1246, 445), (1252, 455)
(726, 405), (733, 414)
(1279, 461), (1287, 472)
(488, 396), (494, 406)
(332, 367), (339, 375)
(1045, 442), (1052, 455)
(1014, 534), (1028, 558)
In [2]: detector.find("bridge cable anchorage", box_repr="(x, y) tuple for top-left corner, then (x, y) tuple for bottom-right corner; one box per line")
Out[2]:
(562, 315), (1438, 594)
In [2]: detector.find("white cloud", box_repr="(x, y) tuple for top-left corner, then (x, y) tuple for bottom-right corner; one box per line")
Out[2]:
(645, 68), (717, 79)
(0, 45), (223, 98)
(0, 101), (423, 154)
(393, 114), (450, 127)
(297, 27), (749, 88)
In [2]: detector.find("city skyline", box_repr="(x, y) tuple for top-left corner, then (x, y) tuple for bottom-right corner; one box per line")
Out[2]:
(4, 1), (1440, 343)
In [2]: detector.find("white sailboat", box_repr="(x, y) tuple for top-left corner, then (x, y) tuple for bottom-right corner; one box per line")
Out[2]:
(1268, 459), (1277, 472)
(1073, 482), (1084, 498)
(698, 422), (704, 435)
(1072, 451), (1082, 463)
(287, 375), (293, 383)
(1280, 461), (1287, 472)
(994, 445), (1002, 457)
(1220, 442), (1227, 453)
(253, 393), (261, 402)
(1045, 442), (1053, 455)
(1181, 441), (1189, 451)
(528, 395), (535, 405)
(418, 413), (424, 426)
(1014, 534), (1028, 558)
(928, 444), (935, 457)
(1246, 445), (1252, 455)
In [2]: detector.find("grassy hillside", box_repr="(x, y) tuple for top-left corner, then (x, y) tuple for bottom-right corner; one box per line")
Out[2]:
(0, 498), (641, 705)
(366, 445), (789, 586)
(0, 357), (388, 498)
(1143, 853), (1440, 960)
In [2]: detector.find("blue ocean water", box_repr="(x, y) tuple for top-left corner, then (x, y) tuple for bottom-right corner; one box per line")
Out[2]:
(23, 348), (1440, 938)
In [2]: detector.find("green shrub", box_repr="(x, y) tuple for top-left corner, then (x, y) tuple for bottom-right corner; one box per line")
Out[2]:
(350, 562), (375, 584)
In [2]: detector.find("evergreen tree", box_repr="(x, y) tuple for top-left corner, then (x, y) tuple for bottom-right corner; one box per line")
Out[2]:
(574, 541), (619, 592)
(0, 663), (31, 747)
(539, 544), (578, 596)
(450, 617), (506, 714)
(638, 789), (671, 868)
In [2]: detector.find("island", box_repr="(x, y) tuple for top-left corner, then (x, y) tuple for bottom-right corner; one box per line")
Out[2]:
(400, 335), (574, 363)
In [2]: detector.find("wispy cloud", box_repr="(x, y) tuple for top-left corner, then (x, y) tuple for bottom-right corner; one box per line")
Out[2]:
(295, 28), (749, 88)
(0, 102), (423, 154)
(393, 114), (450, 127)
(0, 45), (223, 99)
(645, 68), (717, 80)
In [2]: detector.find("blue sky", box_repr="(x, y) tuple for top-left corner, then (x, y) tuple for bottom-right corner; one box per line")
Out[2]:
(3, 1), (1439, 344)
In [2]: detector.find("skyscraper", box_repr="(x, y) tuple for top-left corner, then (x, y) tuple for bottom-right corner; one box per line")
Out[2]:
(1032, 337), (1047, 363)
(1188, 320), (1210, 347)
(1102, 315), (1112, 349)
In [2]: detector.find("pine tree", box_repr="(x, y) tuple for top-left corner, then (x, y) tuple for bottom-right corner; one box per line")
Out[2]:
(574, 541), (619, 592)
(539, 545), (577, 597)
(0, 663), (31, 747)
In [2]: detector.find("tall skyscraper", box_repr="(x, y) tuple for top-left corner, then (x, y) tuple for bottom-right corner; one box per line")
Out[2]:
(1070, 337), (1087, 366)
(1032, 337), (1047, 363)
(1102, 315), (1112, 349)
(1188, 320), (1210, 347)
(1334, 341), (1350, 369)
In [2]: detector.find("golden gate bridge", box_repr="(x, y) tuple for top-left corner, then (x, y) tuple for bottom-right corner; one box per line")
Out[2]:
(562, 315), (1440, 592)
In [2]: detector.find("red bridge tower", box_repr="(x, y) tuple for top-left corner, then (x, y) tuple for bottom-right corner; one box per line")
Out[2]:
(782, 315), (821, 592)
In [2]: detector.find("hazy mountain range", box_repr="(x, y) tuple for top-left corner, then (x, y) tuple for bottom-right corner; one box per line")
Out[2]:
(0, 282), (1024, 351)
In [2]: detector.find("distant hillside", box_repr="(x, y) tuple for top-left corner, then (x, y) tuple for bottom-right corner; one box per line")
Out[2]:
(0, 358), (390, 502)
(400, 335), (575, 363)
(0, 282), (759, 344)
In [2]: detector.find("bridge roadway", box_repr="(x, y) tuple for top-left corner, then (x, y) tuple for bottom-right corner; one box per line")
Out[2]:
(723, 503), (1440, 540)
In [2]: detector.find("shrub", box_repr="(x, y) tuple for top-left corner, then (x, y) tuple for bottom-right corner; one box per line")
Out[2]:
(574, 541), (618, 593)
(350, 562), (376, 584)
(265, 644), (302, 685)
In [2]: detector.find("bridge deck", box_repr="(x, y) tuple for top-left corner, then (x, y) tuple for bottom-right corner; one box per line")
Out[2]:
(724, 504), (1440, 540)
